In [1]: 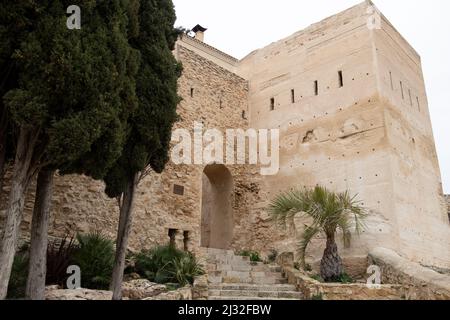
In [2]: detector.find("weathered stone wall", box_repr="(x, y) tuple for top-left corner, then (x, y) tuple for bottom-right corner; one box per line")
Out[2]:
(0, 44), (259, 254)
(282, 266), (406, 300)
(374, 9), (450, 267)
(446, 195), (450, 221)
(235, 1), (450, 268)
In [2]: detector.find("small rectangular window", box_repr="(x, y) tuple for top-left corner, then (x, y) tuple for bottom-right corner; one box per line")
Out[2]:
(389, 71), (394, 90)
(173, 184), (185, 196)
(416, 96), (421, 112)
(338, 71), (344, 88)
(190, 88), (194, 98)
(408, 89), (412, 106)
(314, 80), (319, 96)
(400, 81), (404, 100)
(270, 97), (275, 111)
(291, 89), (295, 103)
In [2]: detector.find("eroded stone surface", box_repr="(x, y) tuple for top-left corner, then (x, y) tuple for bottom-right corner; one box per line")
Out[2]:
(45, 287), (113, 301)
(122, 279), (167, 300)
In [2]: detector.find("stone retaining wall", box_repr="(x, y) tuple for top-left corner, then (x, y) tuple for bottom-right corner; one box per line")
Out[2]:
(282, 266), (405, 300)
(368, 247), (450, 300)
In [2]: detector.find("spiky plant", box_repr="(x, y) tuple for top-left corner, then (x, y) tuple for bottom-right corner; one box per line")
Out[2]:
(168, 253), (204, 286)
(72, 233), (115, 290)
(268, 185), (367, 282)
(46, 237), (77, 287)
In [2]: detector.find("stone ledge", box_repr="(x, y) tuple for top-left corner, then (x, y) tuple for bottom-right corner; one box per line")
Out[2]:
(369, 247), (450, 300)
(281, 266), (404, 300)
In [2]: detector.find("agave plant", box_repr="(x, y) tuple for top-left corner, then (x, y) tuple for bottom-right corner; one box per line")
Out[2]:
(268, 185), (367, 282)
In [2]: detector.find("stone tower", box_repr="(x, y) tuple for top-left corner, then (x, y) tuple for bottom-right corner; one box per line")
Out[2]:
(236, 1), (450, 268)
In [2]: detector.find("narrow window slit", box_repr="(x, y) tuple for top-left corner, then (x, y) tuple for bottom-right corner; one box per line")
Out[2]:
(389, 71), (394, 90)
(338, 71), (344, 88)
(400, 81), (404, 100)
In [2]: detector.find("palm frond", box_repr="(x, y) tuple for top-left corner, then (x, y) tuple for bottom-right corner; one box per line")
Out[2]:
(268, 185), (368, 267)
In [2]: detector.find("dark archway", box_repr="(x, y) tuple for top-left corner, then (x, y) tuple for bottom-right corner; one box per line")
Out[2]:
(201, 164), (234, 249)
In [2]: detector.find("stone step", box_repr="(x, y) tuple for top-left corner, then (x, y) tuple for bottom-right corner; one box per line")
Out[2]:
(208, 284), (297, 292)
(207, 256), (251, 265)
(209, 271), (284, 278)
(203, 248), (235, 256)
(208, 296), (300, 301)
(208, 289), (302, 299)
(208, 263), (281, 273)
(221, 276), (287, 285)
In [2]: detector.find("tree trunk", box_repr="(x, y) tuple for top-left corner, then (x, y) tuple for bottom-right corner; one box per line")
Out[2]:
(0, 128), (37, 299)
(0, 134), (5, 198)
(0, 109), (7, 198)
(110, 173), (138, 300)
(320, 233), (343, 282)
(25, 168), (54, 300)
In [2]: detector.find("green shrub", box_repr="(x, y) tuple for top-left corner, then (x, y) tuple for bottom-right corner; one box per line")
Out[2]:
(236, 250), (262, 262)
(134, 245), (183, 283)
(250, 252), (261, 262)
(336, 273), (353, 284)
(46, 237), (77, 287)
(72, 233), (115, 290)
(311, 293), (324, 300)
(168, 253), (204, 286)
(133, 245), (203, 286)
(236, 249), (249, 257)
(311, 274), (324, 282)
(7, 251), (29, 299)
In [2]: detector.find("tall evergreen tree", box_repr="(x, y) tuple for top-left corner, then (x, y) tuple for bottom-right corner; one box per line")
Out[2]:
(104, 0), (181, 300)
(0, 1), (35, 199)
(0, 0), (138, 299)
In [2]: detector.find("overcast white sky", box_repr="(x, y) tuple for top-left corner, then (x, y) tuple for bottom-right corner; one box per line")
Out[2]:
(173, 0), (450, 193)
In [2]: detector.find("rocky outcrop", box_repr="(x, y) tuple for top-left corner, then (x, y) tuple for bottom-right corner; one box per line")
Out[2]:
(121, 279), (167, 300)
(45, 286), (113, 300)
(44, 280), (193, 300)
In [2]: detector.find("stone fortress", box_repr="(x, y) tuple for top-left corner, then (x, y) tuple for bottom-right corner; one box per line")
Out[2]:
(1, 1), (450, 277)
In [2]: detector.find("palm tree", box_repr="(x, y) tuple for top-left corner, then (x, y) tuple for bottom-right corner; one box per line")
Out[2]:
(268, 185), (367, 282)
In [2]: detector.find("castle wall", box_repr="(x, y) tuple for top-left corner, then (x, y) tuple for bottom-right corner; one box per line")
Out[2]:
(0, 45), (257, 255)
(373, 15), (450, 267)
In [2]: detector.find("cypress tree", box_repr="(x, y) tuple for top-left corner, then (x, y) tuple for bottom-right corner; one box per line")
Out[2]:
(0, 0), (138, 299)
(104, 0), (181, 300)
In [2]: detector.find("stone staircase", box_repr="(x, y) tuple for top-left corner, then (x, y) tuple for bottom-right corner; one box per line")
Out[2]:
(203, 248), (302, 300)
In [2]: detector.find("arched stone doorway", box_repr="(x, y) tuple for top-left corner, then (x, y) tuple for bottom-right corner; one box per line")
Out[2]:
(201, 164), (234, 249)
